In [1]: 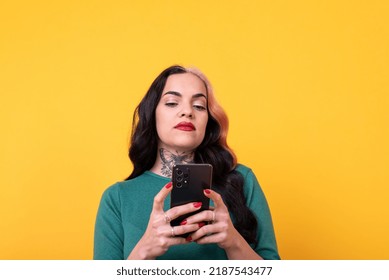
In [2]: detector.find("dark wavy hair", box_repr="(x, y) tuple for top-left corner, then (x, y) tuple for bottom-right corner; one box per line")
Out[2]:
(126, 65), (258, 245)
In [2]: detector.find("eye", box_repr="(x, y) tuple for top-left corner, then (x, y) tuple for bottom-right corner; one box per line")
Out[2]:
(165, 102), (178, 107)
(193, 104), (207, 111)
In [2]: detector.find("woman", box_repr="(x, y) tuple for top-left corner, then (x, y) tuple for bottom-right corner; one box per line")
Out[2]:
(94, 65), (280, 260)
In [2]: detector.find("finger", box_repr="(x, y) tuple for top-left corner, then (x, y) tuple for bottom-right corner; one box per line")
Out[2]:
(190, 223), (224, 241)
(195, 233), (222, 245)
(166, 201), (204, 222)
(152, 182), (173, 211)
(180, 210), (213, 225)
(168, 237), (190, 246)
(171, 224), (203, 237)
(156, 231), (188, 248)
(203, 189), (226, 209)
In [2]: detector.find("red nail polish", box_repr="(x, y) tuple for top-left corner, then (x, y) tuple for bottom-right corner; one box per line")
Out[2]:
(193, 202), (202, 208)
(198, 222), (205, 228)
(165, 182), (173, 189)
(186, 236), (192, 242)
(180, 219), (187, 225)
(204, 189), (211, 194)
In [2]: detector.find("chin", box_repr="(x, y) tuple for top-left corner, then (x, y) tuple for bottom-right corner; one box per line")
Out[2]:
(170, 141), (201, 152)
(173, 144), (198, 152)
(169, 136), (202, 149)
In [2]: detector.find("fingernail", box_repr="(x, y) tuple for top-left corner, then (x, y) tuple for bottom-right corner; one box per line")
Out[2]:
(204, 189), (211, 194)
(186, 236), (192, 242)
(180, 219), (187, 225)
(165, 182), (173, 189)
(198, 222), (205, 228)
(193, 202), (202, 208)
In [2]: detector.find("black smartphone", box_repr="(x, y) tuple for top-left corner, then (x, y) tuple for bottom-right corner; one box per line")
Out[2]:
(170, 163), (213, 234)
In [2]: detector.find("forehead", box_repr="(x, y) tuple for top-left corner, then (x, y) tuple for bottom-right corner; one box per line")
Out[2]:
(163, 73), (207, 95)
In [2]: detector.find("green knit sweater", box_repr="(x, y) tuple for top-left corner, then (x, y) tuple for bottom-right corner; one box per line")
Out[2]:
(94, 164), (280, 260)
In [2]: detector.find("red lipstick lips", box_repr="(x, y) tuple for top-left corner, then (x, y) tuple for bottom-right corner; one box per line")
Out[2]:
(174, 122), (196, 131)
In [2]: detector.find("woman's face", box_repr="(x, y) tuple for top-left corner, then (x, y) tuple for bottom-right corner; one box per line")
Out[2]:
(155, 73), (209, 153)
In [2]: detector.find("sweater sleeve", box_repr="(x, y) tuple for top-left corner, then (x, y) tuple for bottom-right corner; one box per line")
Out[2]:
(93, 183), (124, 260)
(242, 168), (281, 260)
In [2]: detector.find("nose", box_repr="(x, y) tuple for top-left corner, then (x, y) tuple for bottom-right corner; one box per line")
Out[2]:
(179, 103), (193, 118)
(180, 111), (193, 118)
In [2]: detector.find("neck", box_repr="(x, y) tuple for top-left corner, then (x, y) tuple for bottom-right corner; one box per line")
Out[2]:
(150, 148), (195, 178)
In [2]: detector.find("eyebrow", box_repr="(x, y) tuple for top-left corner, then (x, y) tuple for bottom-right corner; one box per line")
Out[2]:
(163, 91), (207, 99)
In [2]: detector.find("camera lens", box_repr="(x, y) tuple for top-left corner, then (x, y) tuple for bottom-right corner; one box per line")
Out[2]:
(177, 176), (183, 182)
(177, 182), (182, 188)
(177, 169), (183, 175)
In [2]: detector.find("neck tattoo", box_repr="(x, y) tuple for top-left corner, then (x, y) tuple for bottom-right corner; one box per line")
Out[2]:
(159, 148), (194, 177)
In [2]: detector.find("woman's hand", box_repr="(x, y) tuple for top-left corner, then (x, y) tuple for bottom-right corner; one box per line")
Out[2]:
(184, 189), (262, 260)
(184, 189), (239, 249)
(127, 182), (203, 260)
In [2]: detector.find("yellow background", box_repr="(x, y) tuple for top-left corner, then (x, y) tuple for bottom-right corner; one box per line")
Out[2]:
(1, 0), (388, 259)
